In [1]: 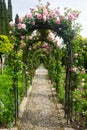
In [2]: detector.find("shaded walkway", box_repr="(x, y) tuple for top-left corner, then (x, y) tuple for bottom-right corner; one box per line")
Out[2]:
(18, 64), (68, 130)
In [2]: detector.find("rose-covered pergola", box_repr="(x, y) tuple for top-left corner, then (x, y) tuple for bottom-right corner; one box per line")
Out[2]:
(9, 1), (81, 124)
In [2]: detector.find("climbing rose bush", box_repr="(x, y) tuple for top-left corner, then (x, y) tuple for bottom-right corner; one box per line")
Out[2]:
(9, 2), (80, 36)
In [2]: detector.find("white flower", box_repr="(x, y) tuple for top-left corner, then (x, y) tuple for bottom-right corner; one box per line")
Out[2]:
(9, 21), (15, 27)
(82, 78), (85, 82)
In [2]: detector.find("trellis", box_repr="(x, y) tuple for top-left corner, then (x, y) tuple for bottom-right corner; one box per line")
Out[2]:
(9, 2), (80, 124)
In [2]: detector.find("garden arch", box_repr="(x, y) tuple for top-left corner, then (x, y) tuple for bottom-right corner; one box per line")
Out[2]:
(9, 1), (80, 124)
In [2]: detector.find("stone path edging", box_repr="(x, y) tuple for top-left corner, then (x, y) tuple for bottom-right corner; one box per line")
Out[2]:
(19, 85), (32, 118)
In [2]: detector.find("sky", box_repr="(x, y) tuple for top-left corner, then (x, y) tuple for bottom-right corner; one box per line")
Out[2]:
(6, 0), (87, 37)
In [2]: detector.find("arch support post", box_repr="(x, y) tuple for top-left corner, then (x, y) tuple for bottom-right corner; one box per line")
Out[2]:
(13, 44), (19, 125)
(65, 41), (73, 123)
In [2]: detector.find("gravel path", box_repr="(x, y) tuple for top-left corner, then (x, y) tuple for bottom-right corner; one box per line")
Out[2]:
(18, 64), (66, 130)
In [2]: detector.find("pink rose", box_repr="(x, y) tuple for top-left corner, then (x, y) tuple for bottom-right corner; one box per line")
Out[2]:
(17, 23), (26, 29)
(19, 17), (24, 23)
(43, 15), (47, 22)
(55, 8), (60, 14)
(20, 35), (25, 39)
(52, 12), (57, 18)
(43, 8), (48, 16)
(45, 43), (49, 49)
(37, 13), (42, 19)
(17, 23), (22, 29)
(68, 13), (75, 21)
(26, 13), (32, 19)
(33, 32), (37, 37)
(21, 24), (26, 29)
(72, 67), (77, 72)
(56, 18), (60, 24)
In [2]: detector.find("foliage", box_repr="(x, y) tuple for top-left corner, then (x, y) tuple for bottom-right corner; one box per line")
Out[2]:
(0, 35), (12, 55)
(0, 68), (14, 127)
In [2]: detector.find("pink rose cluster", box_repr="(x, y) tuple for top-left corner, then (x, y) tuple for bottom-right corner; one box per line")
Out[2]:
(36, 6), (60, 23)
(23, 2), (61, 24)
(9, 18), (26, 30)
(68, 11), (79, 21)
(17, 23), (26, 30)
(9, 2), (79, 33)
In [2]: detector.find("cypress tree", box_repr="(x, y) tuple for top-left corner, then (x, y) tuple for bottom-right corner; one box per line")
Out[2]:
(15, 14), (19, 24)
(8, 0), (12, 22)
(0, 0), (9, 34)
(0, 0), (3, 34)
(3, 0), (9, 34)
(2, 0), (7, 34)
(0, 0), (13, 35)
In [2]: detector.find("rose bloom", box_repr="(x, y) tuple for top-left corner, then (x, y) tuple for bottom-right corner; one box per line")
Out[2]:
(19, 17), (24, 23)
(56, 17), (60, 24)
(17, 23), (26, 29)
(26, 71), (29, 74)
(17, 23), (22, 29)
(82, 78), (85, 82)
(43, 15), (47, 22)
(26, 13), (32, 19)
(55, 8), (60, 14)
(74, 53), (78, 58)
(37, 13), (42, 19)
(52, 12), (57, 18)
(68, 13), (75, 21)
(20, 35), (25, 39)
(21, 24), (26, 29)
(72, 67), (77, 72)
(28, 47), (32, 50)
(33, 32), (37, 37)
(9, 31), (13, 35)
(43, 8), (48, 16)
(45, 43), (48, 47)
(9, 21), (15, 27)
